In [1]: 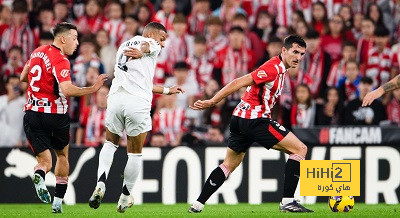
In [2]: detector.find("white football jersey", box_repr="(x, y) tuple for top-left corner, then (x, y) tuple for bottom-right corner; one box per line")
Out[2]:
(109, 35), (161, 110)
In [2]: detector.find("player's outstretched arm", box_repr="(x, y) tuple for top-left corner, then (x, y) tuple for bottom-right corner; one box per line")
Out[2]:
(190, 74), (255, 110)
(362, 74), (400, 106)
(60, 74), (108, 97)
(20, 64), (29, 82)
(153, 85), (184, 95)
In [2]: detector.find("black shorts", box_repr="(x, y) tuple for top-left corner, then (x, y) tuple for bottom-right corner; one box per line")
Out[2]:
(23, 110), (70, 155)
(228, 116), (290, 153)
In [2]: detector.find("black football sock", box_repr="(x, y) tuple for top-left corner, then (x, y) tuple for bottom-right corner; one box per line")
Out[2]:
(283, 158), (301, 198)
(197, 164), (230, 204)
(55, 176), (68, 199)
(55, 184), (68, 199)
(122, 184), (130, 196)
(34, 169), (46, 181)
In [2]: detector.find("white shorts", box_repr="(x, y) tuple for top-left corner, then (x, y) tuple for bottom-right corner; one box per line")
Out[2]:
(105, 87), (152, 137)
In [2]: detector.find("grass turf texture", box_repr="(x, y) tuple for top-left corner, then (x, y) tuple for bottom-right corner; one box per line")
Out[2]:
(0, 203), (398, 217)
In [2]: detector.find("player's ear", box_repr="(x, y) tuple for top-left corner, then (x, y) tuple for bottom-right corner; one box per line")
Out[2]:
(282, 46), (287, 54)
(60, 35), (66, 44)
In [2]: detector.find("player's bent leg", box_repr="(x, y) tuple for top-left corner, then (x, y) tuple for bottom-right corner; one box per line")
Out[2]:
(117, 132), (146, 213)
(189, 148), (245, 213)
(272, 132), (307, 157)
(89, 129), (120, 209)
(52, 145), (70, 213)
(33, 149), (52, 204)
(272, 132), (313, 213)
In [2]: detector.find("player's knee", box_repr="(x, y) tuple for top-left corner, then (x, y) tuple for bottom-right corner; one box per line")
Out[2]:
(222, 161), (240, 173)
(106, 137), (119, 145)
(44, 162), (52, 172)
(296, 143), (308, 157)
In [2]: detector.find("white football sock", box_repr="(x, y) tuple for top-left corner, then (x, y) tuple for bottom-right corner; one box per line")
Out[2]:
(97, 140), (118, 190)
(53, 196), (63, 204)
(281, 197), (294, 205)
(192, 201), (204, 211)
(122, 153), (142, 195)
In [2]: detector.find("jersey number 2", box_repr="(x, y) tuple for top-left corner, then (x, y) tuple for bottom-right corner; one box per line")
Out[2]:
(30, 65), (42, 92)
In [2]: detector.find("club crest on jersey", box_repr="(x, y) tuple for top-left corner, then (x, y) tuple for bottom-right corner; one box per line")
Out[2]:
(60, 69), (69, 78)
(257, 70), (267, 78)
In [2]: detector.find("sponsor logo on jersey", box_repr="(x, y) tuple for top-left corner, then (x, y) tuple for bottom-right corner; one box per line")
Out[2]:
(60, 69), (69, 78)
(27, 99), (52, 107)
(257, 70), (267, 78)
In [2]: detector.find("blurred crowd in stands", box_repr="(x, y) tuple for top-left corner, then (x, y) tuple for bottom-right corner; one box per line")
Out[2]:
(0, 0), (400, 148)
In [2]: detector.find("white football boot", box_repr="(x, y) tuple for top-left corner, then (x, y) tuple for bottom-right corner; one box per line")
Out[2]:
(32, 173), (51, 203)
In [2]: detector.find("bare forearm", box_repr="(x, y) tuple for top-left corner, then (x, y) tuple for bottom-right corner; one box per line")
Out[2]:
(152, 85), (164, 94)
(20, 64), (29, 82)
(62, 84), (95, 97)
(382, 75), (400, 93)
(211, 78), (243, 104)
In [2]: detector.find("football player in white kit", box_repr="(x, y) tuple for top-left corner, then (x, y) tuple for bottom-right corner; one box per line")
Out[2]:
(88, 22), (183, 212)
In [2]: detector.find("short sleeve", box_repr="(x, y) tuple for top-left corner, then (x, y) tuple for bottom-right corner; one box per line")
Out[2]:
(53, 59), (71, 83)
(250, 63), (279, 85)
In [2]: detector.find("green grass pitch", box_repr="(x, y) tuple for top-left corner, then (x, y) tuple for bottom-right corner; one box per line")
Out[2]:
(0, 203), (398, 217)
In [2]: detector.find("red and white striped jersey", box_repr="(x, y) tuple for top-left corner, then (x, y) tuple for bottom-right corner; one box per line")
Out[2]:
(1, 62), (24, 79)
(103, 19), (125, 47)
(327, 59), (346, 87)
(1, 24), (35, 61)
(206, 34), (228, 61)
(152, 10), (175, 31)
(80, 105), (106, 147)
(233, 56), (287, 119)
(152, 107), (187, 144)
(186, 55), (214, 92)
(366, 46), (395, 87)
(269, 0), (300, 27)
(24, 45), (71, 114)
(312, 0), (350, 18)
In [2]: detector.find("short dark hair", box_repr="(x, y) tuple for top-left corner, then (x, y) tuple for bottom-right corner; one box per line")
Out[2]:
(359, 76), (373, 85)
(269, 36), (283, 44)
(174, 61), (189, 70)
(53, 22), (77, 37)
(125, 14), (139, 22)
(345, 59), (358, 68)
(9, 46), (22, 54)
(6, 75), (20, 84)
(283, 34), (306, 49)
(232, 13), (247, 21)
(362, 17), (376, 26)
(342, 41), (356, 49)
(229, 26), (244, 34)
(206, 16), (222, 26)
(40, 31), (54, 40)
(144, 22), (167, 34)
(12, 0), (28, 13)
(194, 35), (207, 44)
(55, 0), (68, 6)
(173, 13), (187, 24)
(152, 132), (165, 137)
(305, 28), (320, 39)
(374, 26), (390, 37)
(80, 34), (97, 46)
(39, 4), (53, 13)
